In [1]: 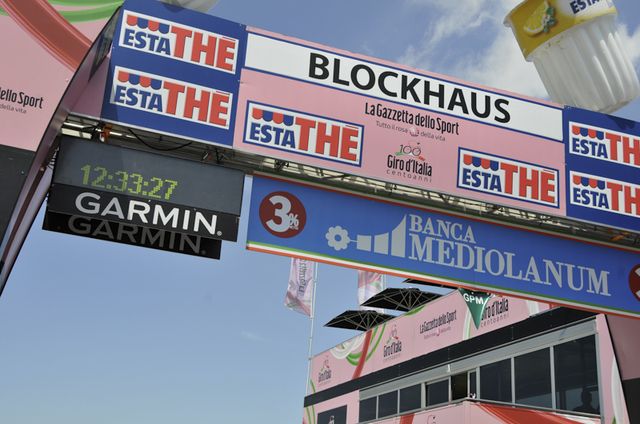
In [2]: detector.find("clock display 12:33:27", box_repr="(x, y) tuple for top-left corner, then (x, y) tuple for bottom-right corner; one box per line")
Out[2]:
(80, 164), (179, 201)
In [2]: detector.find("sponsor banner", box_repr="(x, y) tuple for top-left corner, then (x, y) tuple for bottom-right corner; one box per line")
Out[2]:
(243, 32), (562, 140)
(248, 175), (640, 318)
(101, 0), (247, 146)
(459, 289), (493, 329)
(565, 107), (640, 232)
(0, 0), (119, 153)
(309, 289), (549, 392)
(43, 210), (222, 259)
(47, 184), (239, 241)
(234, 30), (565, 216)
(457, 148), (559, 208)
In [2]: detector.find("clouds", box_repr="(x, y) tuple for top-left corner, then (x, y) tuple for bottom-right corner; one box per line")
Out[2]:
(619, 24), (640, 66)
(399, 0), (499, 67)
(398, 0), (640, 100)
(240, 330), (265, 342)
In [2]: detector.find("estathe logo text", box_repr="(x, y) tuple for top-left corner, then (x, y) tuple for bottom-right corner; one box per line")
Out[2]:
(120, 10), (239, 73)
(111, 66), (232, 129)
(244, 102), (363, 166)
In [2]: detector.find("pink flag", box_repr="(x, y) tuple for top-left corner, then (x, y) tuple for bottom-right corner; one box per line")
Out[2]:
(358, 271), (384, 312)
(284, 258), (315, 316)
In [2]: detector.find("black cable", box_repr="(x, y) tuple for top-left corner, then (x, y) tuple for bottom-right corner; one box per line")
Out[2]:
(128, 128), (193, 151)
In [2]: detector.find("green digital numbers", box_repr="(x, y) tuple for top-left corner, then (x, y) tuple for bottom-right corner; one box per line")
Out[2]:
(79, 164), (180, 201)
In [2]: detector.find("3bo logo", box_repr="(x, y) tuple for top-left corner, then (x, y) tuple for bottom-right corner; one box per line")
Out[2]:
(259, 191), (306, 238)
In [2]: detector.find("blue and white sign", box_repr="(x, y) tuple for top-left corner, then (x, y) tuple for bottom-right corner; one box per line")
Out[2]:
(248, 175), (640, 318)
(101, 0), (247, 146)
(565, 107), (640, 232)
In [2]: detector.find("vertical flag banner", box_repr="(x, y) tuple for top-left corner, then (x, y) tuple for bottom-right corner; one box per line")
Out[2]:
(358, 271), (384, 312)
(285, 258), (315, 316)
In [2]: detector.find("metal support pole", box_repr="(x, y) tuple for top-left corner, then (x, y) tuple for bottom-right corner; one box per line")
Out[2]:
(305, 263), (319, 395)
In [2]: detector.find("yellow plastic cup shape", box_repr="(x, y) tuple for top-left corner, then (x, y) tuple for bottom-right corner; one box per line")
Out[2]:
(505, 0), (640, 113)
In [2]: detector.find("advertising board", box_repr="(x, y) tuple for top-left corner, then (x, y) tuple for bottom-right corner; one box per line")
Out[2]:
(43, 210), (222, 259)
(101, 0), (247, 146)
(234, 29), (565, 217)
(247, 175), (640, 318)
(48, 137), (244, 242)
(309, 290), (548, 393)
(94, 1), (640, 236)
(565, 107), (640, 232)
(47, 184), (239, 241)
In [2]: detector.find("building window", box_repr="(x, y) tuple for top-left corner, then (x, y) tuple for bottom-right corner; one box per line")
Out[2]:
(377, 391), (398, 418)
(480, 358), (512, 403)
(399, 384), (422, 412)
(359, 397), (377, 422)
(554, 335), (599, 414)
(426, 379), (449, 406)
(451, 372), (468, 400)
(469, 371), (477, 398)
(515, 348), (552, 408)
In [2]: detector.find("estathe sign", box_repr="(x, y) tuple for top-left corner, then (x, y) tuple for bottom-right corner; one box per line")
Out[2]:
(247, 175), (640, 318)
(565, 107), (640, 232)
(102, 0), (247, 146)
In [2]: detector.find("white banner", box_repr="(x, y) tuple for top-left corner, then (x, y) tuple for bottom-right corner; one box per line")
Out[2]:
(245, 33), (563, 141)
(284, 258), (315, 316)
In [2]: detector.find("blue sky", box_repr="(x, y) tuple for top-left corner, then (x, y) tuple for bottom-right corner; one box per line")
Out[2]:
(1, 1), (640, 423)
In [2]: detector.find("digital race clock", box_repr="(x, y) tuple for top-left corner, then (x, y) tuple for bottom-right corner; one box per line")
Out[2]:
(53, 137), (244, 216)
(79, 164), (179, 201)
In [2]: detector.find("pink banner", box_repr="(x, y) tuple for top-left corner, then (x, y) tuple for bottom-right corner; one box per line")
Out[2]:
(234, 28), (565, 217)
(0, 0), (118, 152)
(284, 258), (315, 316)
(310, 290), (550, 392)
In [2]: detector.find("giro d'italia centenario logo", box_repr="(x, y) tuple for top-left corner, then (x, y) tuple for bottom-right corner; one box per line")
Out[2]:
(259, 191), (307, 238)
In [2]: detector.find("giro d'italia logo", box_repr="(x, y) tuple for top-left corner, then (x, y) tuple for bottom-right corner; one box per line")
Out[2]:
(259, 191), (306, 238)
(629, 265), (640, 301)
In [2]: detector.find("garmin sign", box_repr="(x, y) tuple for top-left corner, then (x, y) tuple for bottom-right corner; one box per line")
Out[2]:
(44, 137), (244, 255)
(43, 211), (222, 259)
(47, 185), (239, 240)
